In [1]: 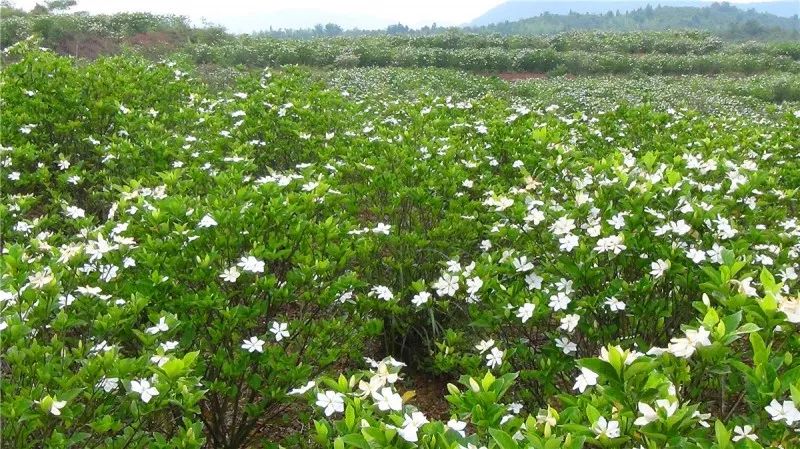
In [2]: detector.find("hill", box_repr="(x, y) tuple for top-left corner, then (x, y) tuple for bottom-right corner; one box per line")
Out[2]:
(470, 0), (800, 26)
(466, 2), (800, 38)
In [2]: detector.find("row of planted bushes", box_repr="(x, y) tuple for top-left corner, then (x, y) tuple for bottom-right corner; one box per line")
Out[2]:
(0, 13), (191, 47)
(186, 40), (800, 75)
(4, 12), (799, 58)
(364, 30), (728, 55)
(0, 12), (233, 52)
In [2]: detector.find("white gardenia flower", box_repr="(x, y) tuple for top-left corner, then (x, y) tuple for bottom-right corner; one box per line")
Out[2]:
(667, 327), (711, 358)
(446, 419), (467, 437)
(237, 255), (265, 273)
(608, 213), (626, 230)
(686, 247), (706, 264)
(97, 377), (119, 393)
(45, 397), (67, 416)
(58, 294), (76, 309)
(130, 379), (159, 403)
(288, 381), (316, 395)
(592, 417), (620, 438)
(269, 322), (289, 341)
(372, 222), (392, 235)
(507, 402), (523, 414)
(737, 277), (758, 297)
(525, 272), (543, 290)
(600, 346), (642, 365)
(536, 408), (557, 427)
(548, 292), (571, 311)
(556, 278), (573, 293)
(433, 273), (460, 297)
(555, 337), (577, 355)
(411, 291), (431, 307)
(198, 214), (218, 228)
(513, 256), (534, 272)
(765, 399), (800, 425)
(604, 296), (626, 312)
(65, 206), (85, 219)
(145, 317), (169, 335)
(670, 220), (691, 235)
(573, 367), (598, 393)
(550, 216), (576, 235)
(396, 412), (429, 442)
(241, 336), (265, 353)
(316, 390), (345, 416)
(373, 387), (403, 411)
(485, 347), (504, 368)
(516, 303), (536, 323)
(560, 314), (580, 332)
(707, 243), (725, 264)
(371, 285), (394, 301)
(650, 259), (670, 278)
(28, 270), (54, 289)
(466, 277), (483, 295)
(150, 355), (169, 367)
(685, 327), (712, 346)
(559, 234), (579, 252)
(634, 402), (658, 426)
(219, 267), (241, 283)
(779, 297), (800, 323)
(732, 425), (757, 442)
(594, 235), (626, 254)
(160, 341), (179, 351)
(475, 339), (494, 353)
(357, 375), (385, 398)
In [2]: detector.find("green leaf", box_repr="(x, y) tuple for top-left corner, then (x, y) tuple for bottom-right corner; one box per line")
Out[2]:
(720, 311), (742, 335)
(714, 420), (732, 449)
(760, 268), (777, 293)
(585, 404), (601, 424)
(702, 308), (720, 328)
(734, 323), (761, 335)
(340, 434), (370, 449)
(750, 332), (768, 366)
(489, 428), (519, 449)
(345, 405), (355, 431)
(579, 359), (619, 384)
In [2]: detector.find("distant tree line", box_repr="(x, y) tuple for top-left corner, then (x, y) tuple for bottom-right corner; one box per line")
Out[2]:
(250, 2), (798, 41)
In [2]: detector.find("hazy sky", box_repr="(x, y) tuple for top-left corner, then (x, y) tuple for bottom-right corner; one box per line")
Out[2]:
(12, 0), (506, 30)
(11, 0), (770, 32)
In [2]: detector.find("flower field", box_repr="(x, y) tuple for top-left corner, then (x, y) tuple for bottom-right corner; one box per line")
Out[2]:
(2, 40), (800, 448)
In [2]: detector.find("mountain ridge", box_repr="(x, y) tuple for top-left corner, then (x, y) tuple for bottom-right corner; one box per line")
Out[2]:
(470, 0), (799, 26)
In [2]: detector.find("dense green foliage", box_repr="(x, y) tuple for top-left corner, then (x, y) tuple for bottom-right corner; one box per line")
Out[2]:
(182, 32), (800, 75)
(2, 38), (800, 449)
(1, 6), (799, 76)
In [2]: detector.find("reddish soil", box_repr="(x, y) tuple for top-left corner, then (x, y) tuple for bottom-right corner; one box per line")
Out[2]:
(477, 72), (578, 81)
(400, 371), (453, 420)
(50, 31), (180, 60)
(54, 33), (119, 59)
(496, 72), (549, 81)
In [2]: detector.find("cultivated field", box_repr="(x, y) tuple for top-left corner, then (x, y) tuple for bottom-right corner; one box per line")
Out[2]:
(2, 28), (800, 449)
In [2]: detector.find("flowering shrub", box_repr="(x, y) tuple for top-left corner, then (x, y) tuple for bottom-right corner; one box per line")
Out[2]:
(2, 40), (800, 448)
